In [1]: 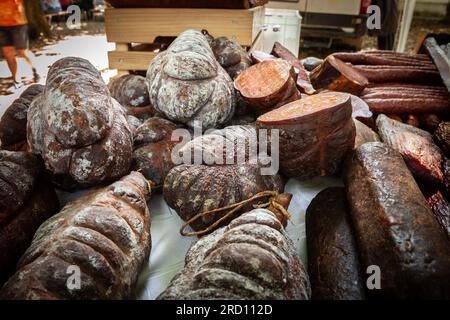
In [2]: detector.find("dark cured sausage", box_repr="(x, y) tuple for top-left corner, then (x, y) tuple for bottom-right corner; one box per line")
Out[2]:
(354, 66), (442, 84)
(364, 98), (449, 114)
(234, 59), (299, 115)
(271, 41), (315, 94)
(158, 208), (311, 300)
(377, 114), (444, 185)
(306, 187), (365, 300)
(332, 52), (435, 67)
(354, 119), (380, 148)
(0, 172), (151, 300)
(257, 92), (355, 180)
(345, 142), (450, 299)
(0, 84), (44, 151)
(309, 56), (369, 95)
(420, 185), (450, 238)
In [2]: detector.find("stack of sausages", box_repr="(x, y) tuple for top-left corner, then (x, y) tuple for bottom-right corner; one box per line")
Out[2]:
(333, 50), (450, 132)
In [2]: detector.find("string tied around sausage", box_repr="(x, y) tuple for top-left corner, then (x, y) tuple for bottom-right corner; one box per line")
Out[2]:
(180, 191), (293, 237)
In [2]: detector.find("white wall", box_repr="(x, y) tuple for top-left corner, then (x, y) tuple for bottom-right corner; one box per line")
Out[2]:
(415, 0), (449, 16)
(268, 0), (450, 17)
(267, 0), (361, 15)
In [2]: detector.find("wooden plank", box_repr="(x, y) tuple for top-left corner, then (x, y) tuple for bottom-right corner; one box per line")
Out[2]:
(105, 8), (256, 45)
(115, 70), (130, 77)
(115, 43), (129, 51)
(108, 50), (158, 71)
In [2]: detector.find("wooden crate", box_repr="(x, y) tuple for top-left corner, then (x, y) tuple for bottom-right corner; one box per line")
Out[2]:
(105, 7), (265, 74)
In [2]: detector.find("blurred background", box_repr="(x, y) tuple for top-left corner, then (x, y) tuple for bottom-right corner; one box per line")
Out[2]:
(0, 0), (449, 110)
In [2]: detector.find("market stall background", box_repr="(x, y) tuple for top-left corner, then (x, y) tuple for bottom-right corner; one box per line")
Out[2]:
(1, 0), (449, 115)
(0, 0), (449, 300)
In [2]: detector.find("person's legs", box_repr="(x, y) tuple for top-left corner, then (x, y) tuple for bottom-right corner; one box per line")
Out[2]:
(16, 48), (39, 82)
(2, 46), (18, 82)
(17, 49), (33, 67)
(12, 24), (39, 81)
(0, 26), (18, 81)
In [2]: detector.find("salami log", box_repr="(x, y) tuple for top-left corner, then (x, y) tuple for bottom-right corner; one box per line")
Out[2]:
(164, 162), (284, 230)
(0, 84), (43, 151)
(420, 114), (441, 132)
(271, 41), (315, 94)
(132, 117), (179, 189)
(234, 59), (300, 115)
(434, 122), (450, 158)
(163, 125), (284, 231)
(354, 66), (442, 84)
(0, 172), (151, 300)
(257, 92), (355, 180)
(158, 208), (311, 300)
(309, 55), (369, 95)
(108, 74), (150, 107)
(332, 52), (435, 67)
(210, 36), (253, 116)
(306, 187), (365, 300)
(367, 83), (447, 91)
(354, 64), (437, 71)
(108, 74), (155, 121)
(0, 151), (59, 285)
(363, 50), (432, 60)
(344, 142), (450, 299)
(377, 114), (444, 184)
(360, 90), (449, 100)
(146, 30), (235, 130)
(211, 36), (252, 80)
(354, 119), (380, 148)
(420, 185), (450, 238)
(363, 97), (450, 114)
(26, 57), (133, 189)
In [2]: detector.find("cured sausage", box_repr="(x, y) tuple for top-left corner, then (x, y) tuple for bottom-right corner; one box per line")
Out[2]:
(377, 114), (444, 184)
(257, 92), (355, 180)
(0, 172), (151, 300)
(132, 117), (179, 189)
(309, 55), (369, 95)
(344, 142), (450, 299)
(271, 41), (315, 94)
(146, 30), (235, 130)
(163, 125), (284, 231)
(434, 122), (450, 158)
(354, 119), (380, 148)
(0, 84), (44, 151)
(158, 208), (311, 300)
(306, 187), (365, 300)
(26, 57), (133, 189)
(0, 151), (59, 285)
(234, 59), (300, 115)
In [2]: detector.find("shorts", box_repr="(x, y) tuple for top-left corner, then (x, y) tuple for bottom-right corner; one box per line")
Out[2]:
(0, 24), (29, 50)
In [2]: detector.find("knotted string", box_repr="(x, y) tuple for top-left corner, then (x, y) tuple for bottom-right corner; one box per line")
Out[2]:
(180, 191), (292, 237)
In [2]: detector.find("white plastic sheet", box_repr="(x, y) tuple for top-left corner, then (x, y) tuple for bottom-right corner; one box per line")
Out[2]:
(135, 176), (343, 300)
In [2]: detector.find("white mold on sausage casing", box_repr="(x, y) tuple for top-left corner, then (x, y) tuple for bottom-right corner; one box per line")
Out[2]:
(147, 30), (235, 130)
